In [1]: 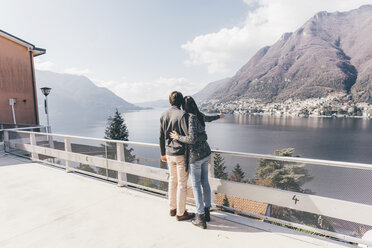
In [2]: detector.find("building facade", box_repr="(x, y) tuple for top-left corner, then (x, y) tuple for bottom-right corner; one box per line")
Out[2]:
(0, 30), (46, 126)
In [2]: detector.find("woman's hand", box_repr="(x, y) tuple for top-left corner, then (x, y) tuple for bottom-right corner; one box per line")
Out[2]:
(170, 130), (179, 140)
(219, 113), (225, 119)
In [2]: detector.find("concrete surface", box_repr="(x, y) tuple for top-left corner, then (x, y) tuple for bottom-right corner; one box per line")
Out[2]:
(0, 153), (352, 248)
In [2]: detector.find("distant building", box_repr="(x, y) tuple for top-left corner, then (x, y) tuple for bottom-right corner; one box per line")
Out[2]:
(0, 29), (46, 126)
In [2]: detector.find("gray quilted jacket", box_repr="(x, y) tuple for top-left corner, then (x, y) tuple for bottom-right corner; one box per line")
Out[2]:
(177, 113), (220, 166)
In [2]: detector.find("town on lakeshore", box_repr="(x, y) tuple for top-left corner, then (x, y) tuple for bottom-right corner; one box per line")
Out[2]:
(201, 93), (372, 118)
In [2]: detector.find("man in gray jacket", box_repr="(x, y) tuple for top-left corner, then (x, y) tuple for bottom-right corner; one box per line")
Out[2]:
(159, 91), (195, 221)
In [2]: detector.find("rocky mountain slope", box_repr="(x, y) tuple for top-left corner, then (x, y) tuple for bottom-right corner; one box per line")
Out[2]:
(210, 5), (372, 103)
(193, 78), (230, 103)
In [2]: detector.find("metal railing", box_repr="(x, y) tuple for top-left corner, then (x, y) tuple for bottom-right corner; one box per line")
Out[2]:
(0, 125), (48, 151)
(3, 129), (372, 246)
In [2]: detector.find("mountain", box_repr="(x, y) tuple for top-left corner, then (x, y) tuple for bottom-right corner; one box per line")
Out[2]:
(135, 78), (231, 108)
(35, 70), (142, 128)
(210, 5), (372, 103)
(193, 78), (230, 103)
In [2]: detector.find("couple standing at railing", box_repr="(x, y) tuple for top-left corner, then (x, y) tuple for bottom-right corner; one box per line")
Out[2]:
(159, 91), (225, 229)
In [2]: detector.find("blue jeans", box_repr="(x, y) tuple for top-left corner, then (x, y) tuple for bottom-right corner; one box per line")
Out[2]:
(190, 155), (211, 214)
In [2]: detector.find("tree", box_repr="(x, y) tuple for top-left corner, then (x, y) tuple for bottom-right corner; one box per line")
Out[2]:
(254, 148), (311, 192)
(299, 108), (309, 117)
(138, 177), (157, 189)
(99, 109), (136, 181)
(214, 153), (228, 179)
(230, 163), (245, 182)
(253, 148), (334, 232)
(77, 163), (96, 173)
(222, 194), (229, 207)
(104, 109), (129, 141)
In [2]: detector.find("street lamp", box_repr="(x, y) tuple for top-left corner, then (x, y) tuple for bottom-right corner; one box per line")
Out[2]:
(40, 87), (52, 133)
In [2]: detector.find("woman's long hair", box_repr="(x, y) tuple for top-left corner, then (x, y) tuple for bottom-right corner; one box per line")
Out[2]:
(182, 96), (205, 127)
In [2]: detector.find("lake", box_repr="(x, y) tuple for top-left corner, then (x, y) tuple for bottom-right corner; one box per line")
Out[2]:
(51, 108), (372, 204)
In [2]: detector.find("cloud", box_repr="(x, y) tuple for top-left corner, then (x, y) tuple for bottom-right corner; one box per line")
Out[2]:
(34, 58), (56, 71)
(34, 60), (92, 78)
(94, 77), (200, 103)
(182, 0), (371, 76)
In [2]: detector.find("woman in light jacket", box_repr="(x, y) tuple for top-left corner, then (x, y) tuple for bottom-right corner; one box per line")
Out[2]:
(170, 96), (224, 229)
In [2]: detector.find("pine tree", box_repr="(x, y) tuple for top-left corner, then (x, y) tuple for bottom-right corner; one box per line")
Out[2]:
(77, 163), (96, 173)
(254, 148), (311, 192)
(222, 194), (229, 207)
(253, 148), (334, 231)
(213, 153), (228, 179)
(100, 109), (135, 179)
(104, 109), (135, 162)
(104, 109), (129, 141)
(230, 163), (245, 182)
(138, 177), (157, 188)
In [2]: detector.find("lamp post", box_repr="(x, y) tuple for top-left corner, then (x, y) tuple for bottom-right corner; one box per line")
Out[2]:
(40, 87), (51, 133)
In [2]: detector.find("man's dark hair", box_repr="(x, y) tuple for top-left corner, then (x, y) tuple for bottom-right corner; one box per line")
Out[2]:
(169, 91), (184, 107)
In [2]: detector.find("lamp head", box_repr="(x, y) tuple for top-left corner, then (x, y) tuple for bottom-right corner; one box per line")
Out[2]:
(40, 87), (51, 96)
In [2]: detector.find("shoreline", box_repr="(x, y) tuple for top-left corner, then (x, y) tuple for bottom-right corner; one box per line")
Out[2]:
(226, 111), (371, 119)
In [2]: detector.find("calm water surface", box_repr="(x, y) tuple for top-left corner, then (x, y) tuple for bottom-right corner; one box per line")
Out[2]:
(52, 108), (372, 204)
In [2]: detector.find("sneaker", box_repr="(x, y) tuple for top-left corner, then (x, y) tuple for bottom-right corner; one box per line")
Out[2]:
(176, 211), (195, 221)
(170, 209), (177, 217)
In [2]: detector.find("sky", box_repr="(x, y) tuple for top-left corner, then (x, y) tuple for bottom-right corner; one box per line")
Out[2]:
(1, 0), (371, 103)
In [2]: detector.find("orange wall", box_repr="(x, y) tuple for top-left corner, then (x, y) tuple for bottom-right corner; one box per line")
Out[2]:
(0, 36), (39, 125)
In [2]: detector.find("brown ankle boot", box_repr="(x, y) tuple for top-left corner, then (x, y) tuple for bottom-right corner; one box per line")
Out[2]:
(176, 211), (195, 221)
(170, 209), (177, 216)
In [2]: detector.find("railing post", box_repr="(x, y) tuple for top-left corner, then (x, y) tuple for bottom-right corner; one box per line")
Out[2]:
(64, 137), (73, 173)
(48, 133), (54, 149)
(4, 130), (9, 153)
(117, 142), (127, 187)
(30, 133), (39, 161)
(209, 153), (216, 209)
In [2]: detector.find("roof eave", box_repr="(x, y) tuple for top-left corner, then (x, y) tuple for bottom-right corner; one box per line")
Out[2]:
(32, 47), (47, 57)
(0, 29), (46, 56)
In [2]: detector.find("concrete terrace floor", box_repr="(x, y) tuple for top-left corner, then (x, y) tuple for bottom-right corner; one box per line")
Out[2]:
(0, 152), (352, 248)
